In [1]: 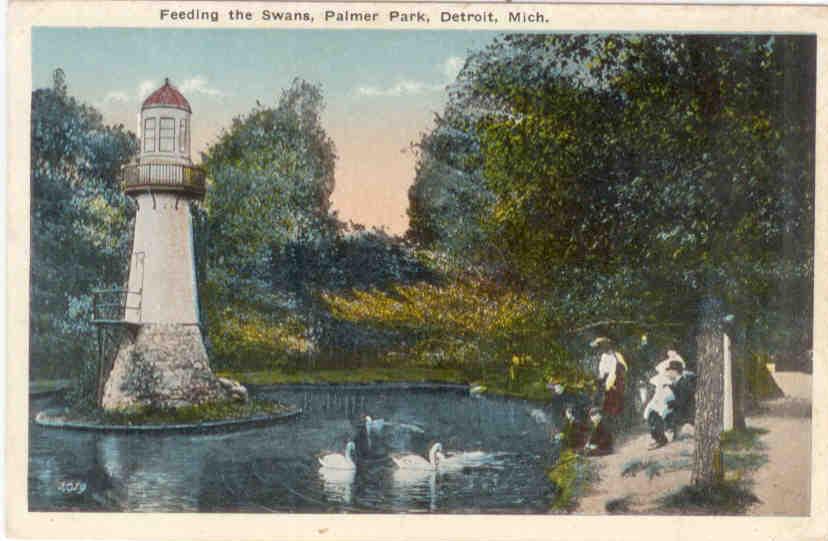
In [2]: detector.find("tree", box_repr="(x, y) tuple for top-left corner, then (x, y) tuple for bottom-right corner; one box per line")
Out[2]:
(410, 34), (814, 484)
(30, 69), (138, 378)
(406, 102), (495, 271)
(692, 298), (726, 485)
(202, 78), (339, 304)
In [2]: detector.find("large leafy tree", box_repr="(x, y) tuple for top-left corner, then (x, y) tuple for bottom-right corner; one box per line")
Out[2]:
(202, 78), (339, 302)
(30, 69), (138, 378)
(410, 34), (814, 485)
(414, 34), (813, 338)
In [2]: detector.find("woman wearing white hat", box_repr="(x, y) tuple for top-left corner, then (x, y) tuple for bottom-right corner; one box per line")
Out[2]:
(645, 356), (695, 449)
(644, 364), (680, 449)
(591, 337), (628, 418)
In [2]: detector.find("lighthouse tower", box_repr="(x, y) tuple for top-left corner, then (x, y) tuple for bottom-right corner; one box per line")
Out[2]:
(124, 78), (201, 325)
(101, 79), (245, 411)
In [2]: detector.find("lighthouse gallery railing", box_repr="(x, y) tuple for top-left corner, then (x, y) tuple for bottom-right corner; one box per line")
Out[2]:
(122, 163), (206, 196)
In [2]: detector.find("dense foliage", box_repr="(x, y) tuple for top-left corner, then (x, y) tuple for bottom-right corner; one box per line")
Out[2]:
(202, 78), (339, 302)
(408, 35), (815, 360)
(323, 265), (594, 397)
(30, 70), (138, 378)
(200, 80), (431, 370)
(32, 37), (814, 416)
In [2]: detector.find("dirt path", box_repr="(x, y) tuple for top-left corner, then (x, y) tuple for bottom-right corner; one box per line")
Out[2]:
(748, 372), (812, 516)
(576, 371), (812, 515)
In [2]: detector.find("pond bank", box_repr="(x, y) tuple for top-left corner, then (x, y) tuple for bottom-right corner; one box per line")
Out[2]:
(217, 367), (558, 402)
(575, 371), (812, 515)
(216, 367), (466, 386)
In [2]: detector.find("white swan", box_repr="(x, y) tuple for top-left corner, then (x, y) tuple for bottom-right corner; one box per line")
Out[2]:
(318, 441), (356, 470)
(469, 385), (487, 396)
(392, 443), (442, 471)
(529, 408), (550, 425)
(433, 449), (509, 472)
(364, 415), (386, 434)
(365, 415), (424, 434)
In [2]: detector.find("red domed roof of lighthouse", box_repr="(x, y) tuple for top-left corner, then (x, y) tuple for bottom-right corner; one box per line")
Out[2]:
(141, 78), (191, 113)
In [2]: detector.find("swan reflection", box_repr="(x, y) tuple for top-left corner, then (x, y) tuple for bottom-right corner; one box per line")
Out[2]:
(392, 466), (437, 511)
(319, 466), (355, 504)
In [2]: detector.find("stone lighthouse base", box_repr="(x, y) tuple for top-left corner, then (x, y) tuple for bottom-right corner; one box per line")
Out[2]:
(101, 324), (247, 411)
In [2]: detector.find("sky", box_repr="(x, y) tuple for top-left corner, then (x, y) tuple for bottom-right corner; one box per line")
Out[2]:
(32, 28), (502, 234)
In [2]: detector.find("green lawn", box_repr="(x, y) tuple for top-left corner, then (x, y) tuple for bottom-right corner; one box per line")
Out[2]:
(218, 367), (562, 403)
(216, 367), (468, 386)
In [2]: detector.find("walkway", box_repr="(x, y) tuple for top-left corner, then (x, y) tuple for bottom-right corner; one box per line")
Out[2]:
(576, 371), (812, 515)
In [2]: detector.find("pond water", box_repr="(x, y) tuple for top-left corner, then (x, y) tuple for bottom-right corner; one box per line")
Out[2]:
(29, 385), (564, 513)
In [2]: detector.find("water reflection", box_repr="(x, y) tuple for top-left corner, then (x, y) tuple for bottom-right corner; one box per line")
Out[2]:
(96, 434), (205, 511)
(392, 468), (437, 511)
(30, 387), (561, 513)
(319, 467), (355, 505)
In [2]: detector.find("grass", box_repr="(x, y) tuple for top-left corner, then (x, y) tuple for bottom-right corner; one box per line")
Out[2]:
(475, 378), (557, 402)
(723, 452), (768, 473)
(622, 458), (664, 480)
(218, 366), (567, 402)
(605, 496), (635, 514)
(217, 367), (467, 386)
(721, 427), (770, 480)
(620, 456), (694, 481)
(721, 427), (768, 451)
(219, 364), (572, 402)
(658, 481), (759, 515)
(61, 399), (294, 426)
(548, 449), (594, 511)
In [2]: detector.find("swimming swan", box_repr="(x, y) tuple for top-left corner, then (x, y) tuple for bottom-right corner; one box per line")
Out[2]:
(392, 443), (443, 471)
(529, 408), (550, 425)
(318, 441), (356, 470)
(435, 449), (510, 472)
(364, 415), (386, 433)
(469, 385), (487, 396)
(365, 415), (425, 434)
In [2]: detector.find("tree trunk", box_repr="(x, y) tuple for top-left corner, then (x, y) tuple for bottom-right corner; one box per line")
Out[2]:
(692, 310), (726, 486)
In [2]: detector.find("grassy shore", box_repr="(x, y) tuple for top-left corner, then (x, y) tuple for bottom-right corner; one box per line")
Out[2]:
(216, 367), (557, 402)
(216, 367), (467, 386)
(43, 399), (295, 426)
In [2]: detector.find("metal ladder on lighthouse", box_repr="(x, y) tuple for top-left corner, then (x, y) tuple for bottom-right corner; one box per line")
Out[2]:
(90, 251), (145, 406)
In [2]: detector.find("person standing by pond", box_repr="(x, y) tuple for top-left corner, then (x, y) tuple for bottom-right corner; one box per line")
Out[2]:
(554, 405), (592, 450)
(546, 379), (592, 417)
(591, 337), (628, 421)
(584, 407), (614, 456)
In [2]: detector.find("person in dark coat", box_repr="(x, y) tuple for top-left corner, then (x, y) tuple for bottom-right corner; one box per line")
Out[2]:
(555, 406), (592, 451)
(547, 380), (592, 417)
(644, 358), (696, 449)
(667, 362), (696, 439)
(584, 408), (614, 456)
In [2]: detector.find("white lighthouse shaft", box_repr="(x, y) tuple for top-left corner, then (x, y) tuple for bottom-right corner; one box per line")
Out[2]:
(102, 78), (238, 412)
(124, 192), (200, 324)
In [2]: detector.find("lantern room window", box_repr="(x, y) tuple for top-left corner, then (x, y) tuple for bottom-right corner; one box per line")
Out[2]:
(159, 117), (175, 152)
(143, 117), (156, 152)
(179, 118), (189, 154)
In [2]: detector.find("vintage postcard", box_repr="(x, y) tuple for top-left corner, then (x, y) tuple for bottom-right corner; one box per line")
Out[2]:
(5, 1), (827, 540)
